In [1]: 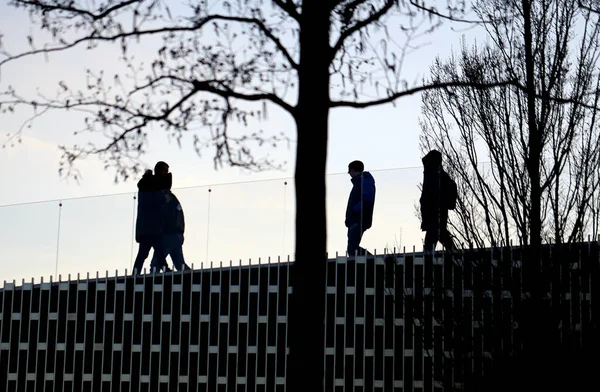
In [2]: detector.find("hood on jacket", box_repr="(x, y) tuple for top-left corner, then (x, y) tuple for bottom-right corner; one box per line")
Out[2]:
(422, 150), (442, 168)
(137, 170), (155, 192)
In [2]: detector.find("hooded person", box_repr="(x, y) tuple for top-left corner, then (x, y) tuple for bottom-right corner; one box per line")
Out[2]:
(131, 161), (172, 274)
(419, 150), (456, 252)
(345, 160), (376, 257)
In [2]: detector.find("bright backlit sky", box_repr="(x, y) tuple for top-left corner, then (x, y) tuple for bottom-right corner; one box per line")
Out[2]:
(0, 2), (489, 283)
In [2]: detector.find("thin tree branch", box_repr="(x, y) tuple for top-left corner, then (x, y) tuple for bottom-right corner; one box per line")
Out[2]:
(408, 0), (495, 24)
(272, 0), (300, 21)
(135, 73), (296, 113)
(191, 79), (295, 114)
(13, 0), (140, 21)
(0, 26), (187, 68)
(578, 0), (600, 14)
(1, 14), (298, 70)
(333, 80), (600, 110)
(331, 80), (518, 108)
(331, 0), (370, 12)
(77, 86), (199, 155)
(330, 0), (395, 62)
(191, 15), (298, 69)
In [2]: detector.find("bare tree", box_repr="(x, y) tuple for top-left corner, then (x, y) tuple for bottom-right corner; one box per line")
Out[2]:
(419, 3), (600, 389)
(420, 0), (600, 248)
(0, 0), (519, 390)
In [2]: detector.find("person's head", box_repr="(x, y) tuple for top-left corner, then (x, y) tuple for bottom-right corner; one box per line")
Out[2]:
(422, 150), (442, 169)
(348, 160), (364, 177)
(154, 161), (170, 177)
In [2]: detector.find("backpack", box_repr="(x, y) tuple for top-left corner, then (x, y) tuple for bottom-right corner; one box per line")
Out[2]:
(442, 172), (458, 210)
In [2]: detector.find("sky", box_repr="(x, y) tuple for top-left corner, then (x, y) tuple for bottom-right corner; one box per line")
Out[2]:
(0, 1), (489, 284)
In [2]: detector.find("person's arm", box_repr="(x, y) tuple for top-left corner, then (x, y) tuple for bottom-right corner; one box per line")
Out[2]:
(352, 176), (375, 213)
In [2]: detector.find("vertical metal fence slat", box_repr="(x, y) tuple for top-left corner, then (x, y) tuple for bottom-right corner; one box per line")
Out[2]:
(244, 259), (251, 392)
(32, 278), (43, 392)
(284, 256), (290, 392)
(226, 260), (233, 391)
(354, 254), (359, 391)
(363, 253), (369, 392)
(79, 274), (89, 392)
(98, 272), (108, 392)
(69, 274), (79, 392)
(186, 266), (194, 392)
(264, 258), (271, 390)
(24, 279), (34, 391)
(196, 263), (206, 389)
(16, 279), (26, 391)
(410, 246), (417, 391)
(57, 275), (68, 392)
(255, 259), (261, 392)
(205, 262), (213, 389)
(90, 273), (99, 391)
(167, 268), (175, 391)
(236, 260), (243, 392)
(127, 270), (136, 392)
(216, 262), (223, 390)
(160, 268), (167, 389)
(145, 271), (156, 391)
(331, 255), (338, 389)
(275, 257), (282, 391)
(13, 279), (20, 392)
(43, 277), (55, 391)
(344, 255), (349, 391)
(131, 271), (144, 392)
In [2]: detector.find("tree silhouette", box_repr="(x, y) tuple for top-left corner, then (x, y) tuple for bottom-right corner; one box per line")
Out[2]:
(421, 0), (600, 249)
(419, 1), (600, 389)
(0, 1), (519, 390)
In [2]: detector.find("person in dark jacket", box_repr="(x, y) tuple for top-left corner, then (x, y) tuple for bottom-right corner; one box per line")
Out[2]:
(131, 161), (172, 274)
(345, 160), (376, 257)
(150, 190), (190, 271)
(420, 150), (456, 252)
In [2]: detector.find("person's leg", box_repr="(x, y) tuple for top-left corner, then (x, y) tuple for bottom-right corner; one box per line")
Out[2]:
(150, 236), (169, 273)
(440, 226), (456, 252)
(423, 227), (439, 252)
(438, 214), (455, 252)
(347, 224), (364, 257)
(132, 241), (152, 274)
(169, 234), (189, 271)
(150, 235), (170, 272)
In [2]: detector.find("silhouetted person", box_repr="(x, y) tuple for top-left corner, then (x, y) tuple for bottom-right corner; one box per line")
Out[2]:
(132, 161), (172, 274)
(153, 160), (172, 193)
(150, 190), (190, 271)
(345, 160), (376, 257)
(420, 150), (457, 252)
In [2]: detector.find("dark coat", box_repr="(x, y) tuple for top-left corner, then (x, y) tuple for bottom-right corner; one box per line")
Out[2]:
(345, 171), (376, 230)
(135, 171), (171, 242)
(160, 191), (185, 235)
(420, 150), (452, 231)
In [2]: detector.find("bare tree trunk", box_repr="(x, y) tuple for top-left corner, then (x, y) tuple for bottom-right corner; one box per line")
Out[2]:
(288, 2), (330, 391)
(523, 0), (542, 253)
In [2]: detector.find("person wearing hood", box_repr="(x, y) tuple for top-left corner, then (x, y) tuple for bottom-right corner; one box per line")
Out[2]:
(420, 150), (457, 252)
(132, 161), (172, 274)
(345, 160), (376, 257)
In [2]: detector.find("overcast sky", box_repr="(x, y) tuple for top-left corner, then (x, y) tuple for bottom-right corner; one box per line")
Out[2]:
(0, 2), (489, 283)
